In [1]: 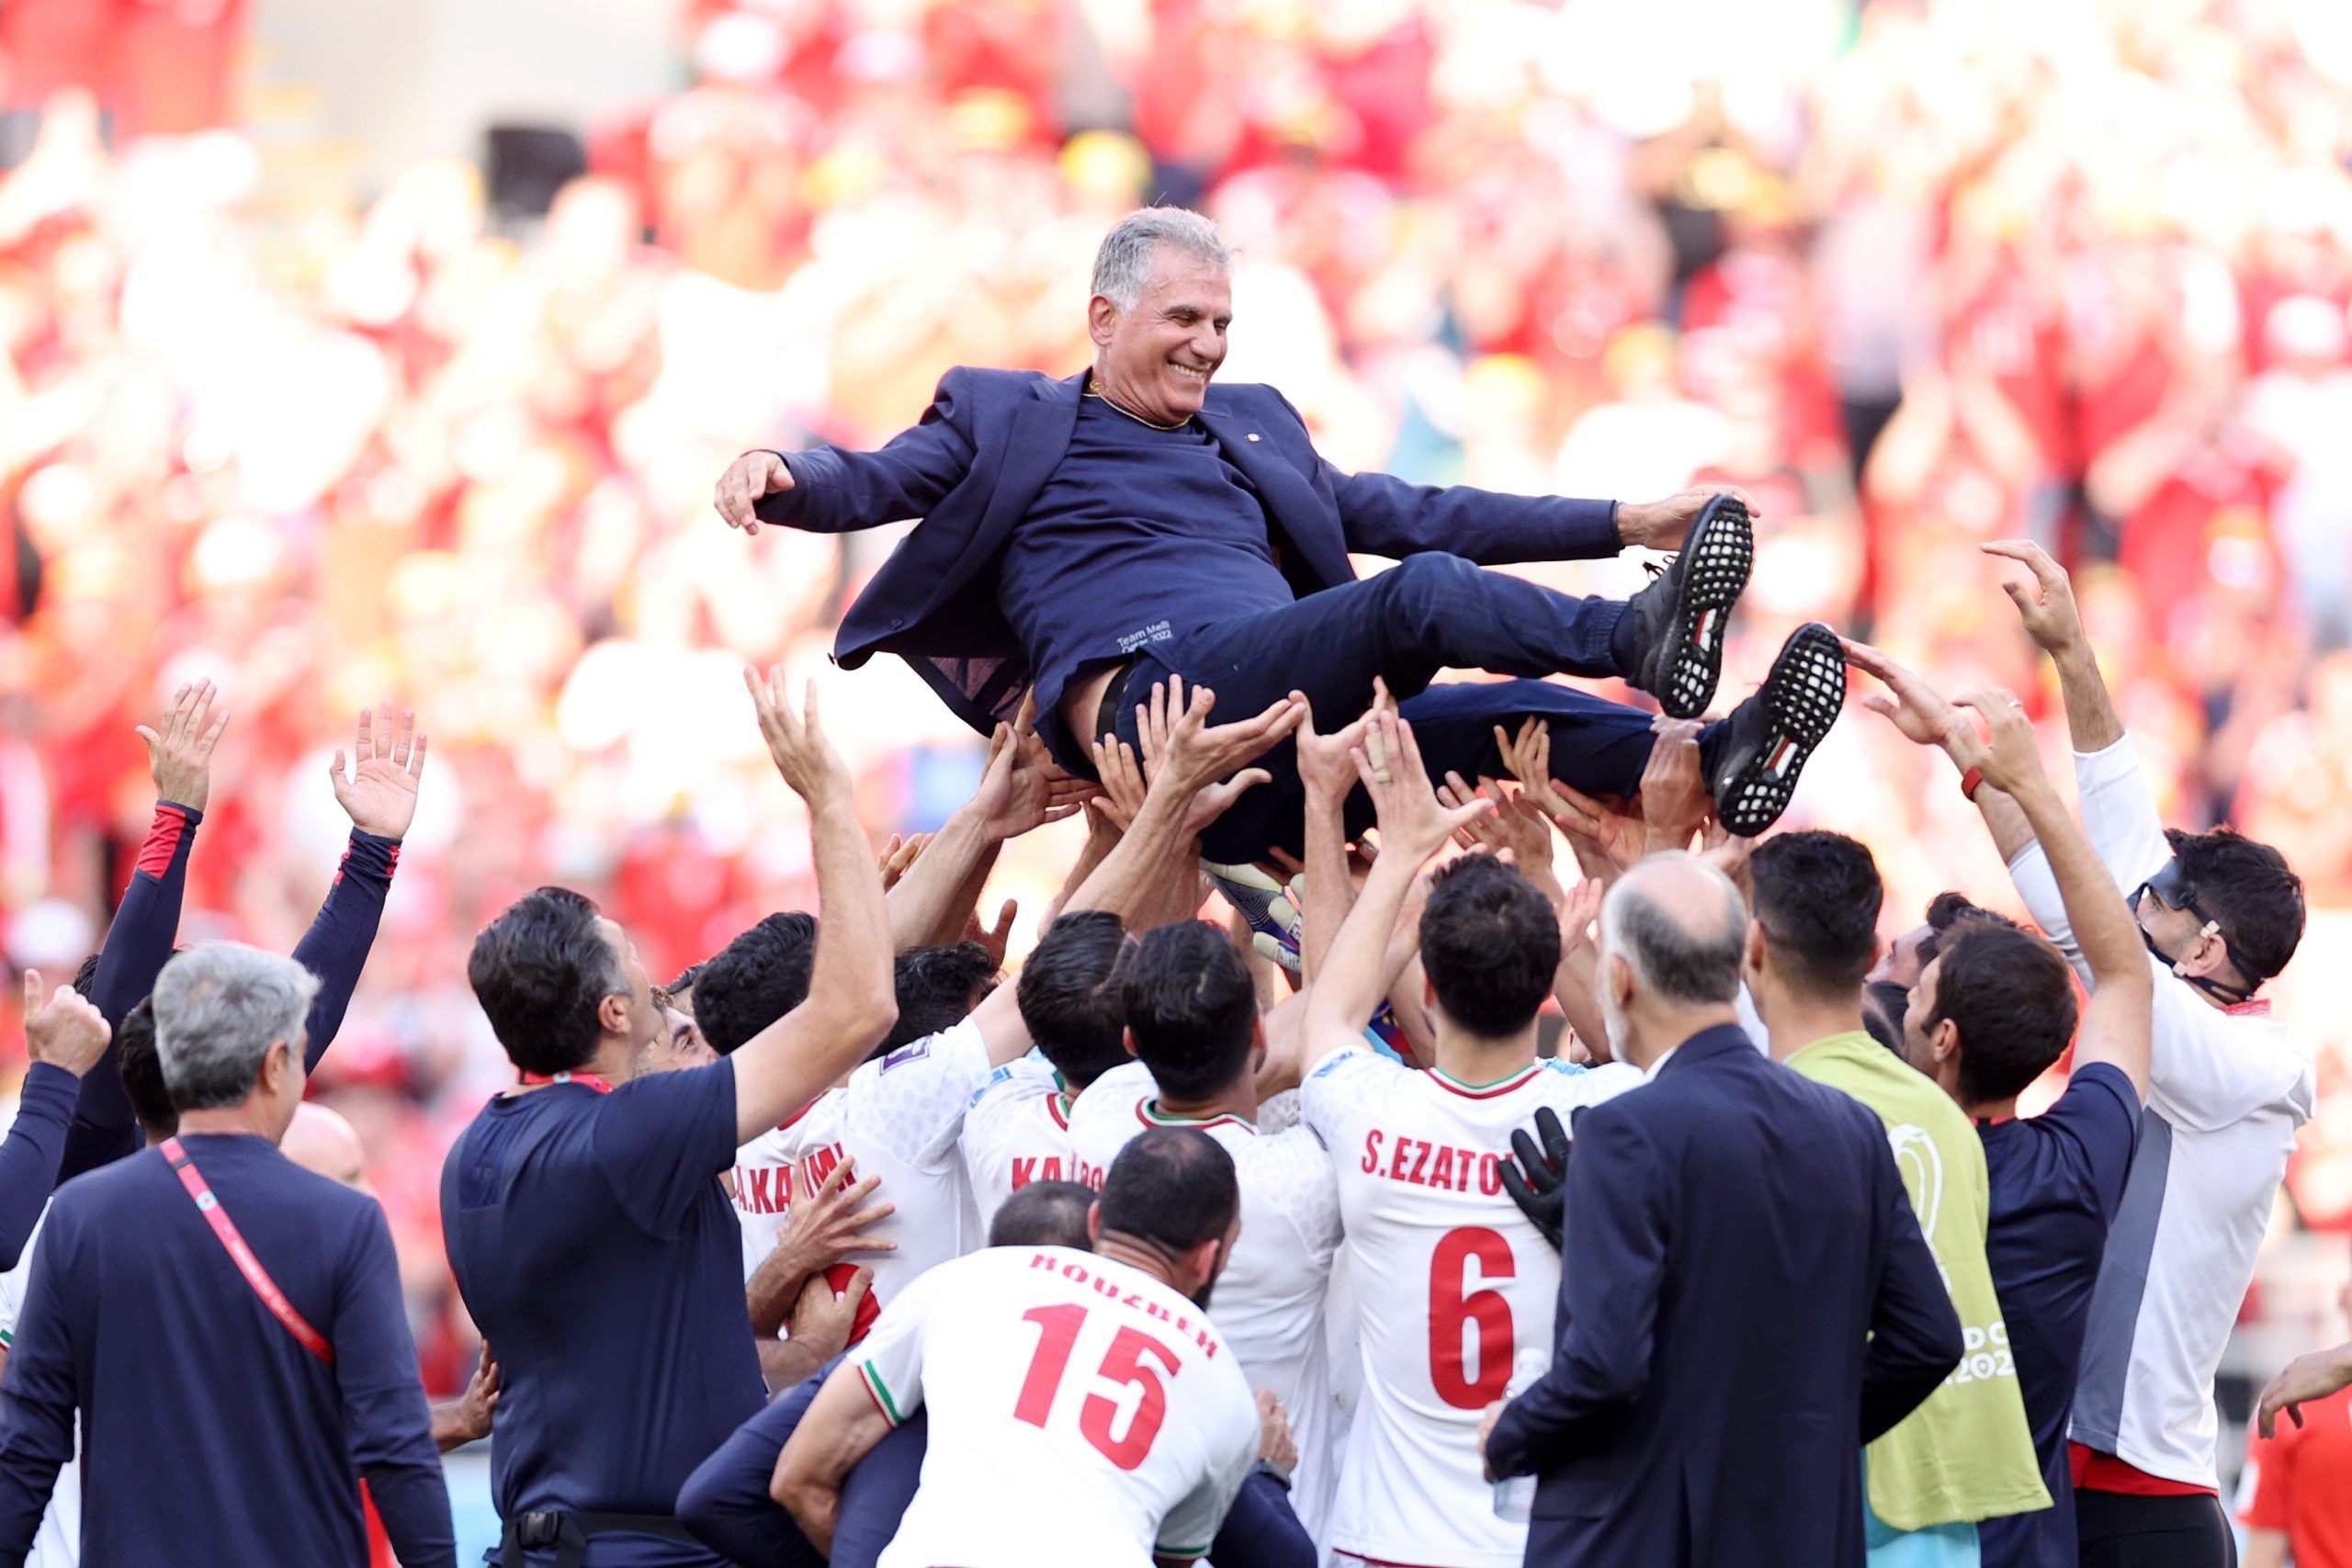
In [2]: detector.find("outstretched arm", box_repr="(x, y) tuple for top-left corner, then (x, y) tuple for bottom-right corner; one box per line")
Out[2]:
(722, 370), (980, 536)
(1944, 689), (2153, 1100)
(63, 682), (226, 1179)
(729, 672), (899, 1143)
(1983, 541), (2169, 886)
(295, 705), (427, 1071)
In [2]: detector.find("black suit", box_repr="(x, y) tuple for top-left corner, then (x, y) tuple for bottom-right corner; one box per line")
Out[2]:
(1486, 1025), (1962, 1568)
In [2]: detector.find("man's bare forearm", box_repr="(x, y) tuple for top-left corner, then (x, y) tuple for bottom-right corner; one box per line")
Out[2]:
(1043, 823), (1116, 928)
(2052, 644), (2124, 755)
(886, 811), (997, 953)
(1300, 785), (1352, 983)
(759, 1336), (835, 1393)
(1308, 853), (1421, 1047)
(1062, 786), (1196, 928)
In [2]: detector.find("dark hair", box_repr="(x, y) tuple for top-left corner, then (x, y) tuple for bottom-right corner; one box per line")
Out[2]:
(467, 887), (625, 1076)
(2165, 828), (2304, 985)
(877, 942), (999, 1057)
(1121, 922), (1258, 1101)
(1098, 1127), (1238, 1254)
(1419, 856), (1559, 1039)
(1860, 981), (1910, 1056)
(119, 997), (176, 1138)
(665, 962), (704, 1000)
(1916, 892), (2017, 970)
(1927, 922), (2079, 1103)
(1750, 832), (1883, 1002)
(989, 1180), (1097, 1249)
(1018, 912), (1136, 1089)
(70, 953), (101, 1001)
(692, 912), (819, 1056)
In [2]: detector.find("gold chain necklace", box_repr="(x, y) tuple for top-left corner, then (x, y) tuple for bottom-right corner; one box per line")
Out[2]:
(1086, 377), (1191, 431)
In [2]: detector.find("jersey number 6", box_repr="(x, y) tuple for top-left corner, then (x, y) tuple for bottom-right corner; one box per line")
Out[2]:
(1014, 1303), (1181, 1470)
(1430, 1226), (1516, 1409)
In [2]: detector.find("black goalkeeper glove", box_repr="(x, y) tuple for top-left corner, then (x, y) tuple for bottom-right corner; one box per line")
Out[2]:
(1498, 1104), (1574, 1253)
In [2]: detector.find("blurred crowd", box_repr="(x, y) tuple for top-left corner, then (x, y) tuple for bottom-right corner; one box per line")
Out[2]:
(3, 0), (2352, 1393)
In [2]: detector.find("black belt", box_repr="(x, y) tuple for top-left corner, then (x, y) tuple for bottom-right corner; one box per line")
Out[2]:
(498, 1511), (699, 1568)
(1092, 658), (1139, 747)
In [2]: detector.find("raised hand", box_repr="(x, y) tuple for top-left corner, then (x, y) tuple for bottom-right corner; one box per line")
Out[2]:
(715, 450), (794, 534)
(1494, 716), (1566, 817)
(1844, 639), (1968, 752)
(1555, 875), (1604, 961)
(21, 971), (109, 1077)
(1089, 735), (1148, 830)
(328, 704), (428, 840)
(137, 680), (229, 812)
(745, 667), (854, 809)
(965, 899), (1017, 969)
(876, 832), (931, 891)
(1547, 784), (1645, 873)
(1139, 679), (1306, 832)
(1950, 688), (2048, 797)
(1983, 539), (2085, 657)
(1295, 692), (1371, 805)
(1636, 718), (1709, 855)
(1351, 705), (1490, 864)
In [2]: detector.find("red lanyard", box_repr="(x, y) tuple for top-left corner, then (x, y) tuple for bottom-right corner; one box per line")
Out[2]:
(159, 1138), (334, 1366)
(518, 1071), (615, 1094)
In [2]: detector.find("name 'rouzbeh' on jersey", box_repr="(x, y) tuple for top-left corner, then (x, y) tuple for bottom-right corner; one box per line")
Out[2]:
(853, 1245), (1261, 1568)
(1303, 1040), (1640, 1568)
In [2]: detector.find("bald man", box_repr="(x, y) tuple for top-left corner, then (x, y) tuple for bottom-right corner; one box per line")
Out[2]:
(282, 1103), (497, 1457)
(1485, 854), (1962, 1568)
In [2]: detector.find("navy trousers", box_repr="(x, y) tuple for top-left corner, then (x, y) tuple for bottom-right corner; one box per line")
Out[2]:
(1099, 552), (1721, 863)
(676, 1364), (1317, 1568)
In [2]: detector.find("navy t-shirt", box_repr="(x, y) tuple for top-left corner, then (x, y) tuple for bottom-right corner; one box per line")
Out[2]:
(443, 1066), (763, 1566)
(998, 394), (1295, 755)
(0, 1133), (454, 1568)
(1973, 1063), (2142, 1568)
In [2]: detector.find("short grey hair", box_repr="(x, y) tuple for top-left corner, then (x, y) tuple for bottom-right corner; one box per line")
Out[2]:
(1091, 208), (1237, 310)
(1600, 857), (1748, 1007)
(153, 943), (319, 1111)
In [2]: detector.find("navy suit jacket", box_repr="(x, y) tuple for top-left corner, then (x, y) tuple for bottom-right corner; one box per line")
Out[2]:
(754, 367), (1621, 735)
(1485, 1025), (1962, 1568)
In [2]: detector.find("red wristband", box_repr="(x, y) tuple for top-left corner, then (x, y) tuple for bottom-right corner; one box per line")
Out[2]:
(1961, 767), (1984, 802)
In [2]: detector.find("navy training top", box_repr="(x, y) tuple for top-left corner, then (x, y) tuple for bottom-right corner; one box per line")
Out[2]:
(442, 1064), (761, 1567)
(0, 1133), (454, 1567)
(996, 392), (1295, 758)
(1973, 1063), (2142, 1568)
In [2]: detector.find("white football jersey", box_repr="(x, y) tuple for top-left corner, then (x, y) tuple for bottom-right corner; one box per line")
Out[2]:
(856, 1246), (1260, 1568)
(763, 1021), (995, 1319)
(958, 1057), (1105, 1239)
(731, 1089), (846, 1280)
(1301, 1043), (1640, 1568)
(0, 1206), (77, 1567)
(1068, 1061), (1344, 1541)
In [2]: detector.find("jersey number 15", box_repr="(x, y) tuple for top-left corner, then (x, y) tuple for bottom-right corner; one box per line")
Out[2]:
(1014, 1303), (1181, 1470)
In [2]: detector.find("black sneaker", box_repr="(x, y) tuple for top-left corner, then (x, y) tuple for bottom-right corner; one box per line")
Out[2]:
(1622, 493), (1752, 719)
(1706, 621), (1845, 838)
